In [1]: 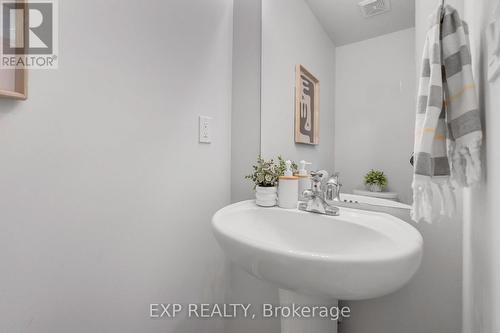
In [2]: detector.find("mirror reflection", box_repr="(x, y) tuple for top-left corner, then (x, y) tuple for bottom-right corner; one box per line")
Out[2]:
(260, 0), (416, 205)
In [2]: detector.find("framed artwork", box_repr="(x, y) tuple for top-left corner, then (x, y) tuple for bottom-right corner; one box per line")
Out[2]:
(295, 64), (319, 145)
(0, 0), (28, 100)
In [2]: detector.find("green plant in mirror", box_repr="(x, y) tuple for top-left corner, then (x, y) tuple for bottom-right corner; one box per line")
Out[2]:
(246, 156), (297, 188)
(364, 169), (388, 190)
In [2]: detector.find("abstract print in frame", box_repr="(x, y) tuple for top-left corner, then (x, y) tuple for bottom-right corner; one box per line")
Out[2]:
(295, 64), (319, 145)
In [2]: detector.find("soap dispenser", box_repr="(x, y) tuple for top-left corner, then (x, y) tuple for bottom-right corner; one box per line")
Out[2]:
(278, 160), (299, 209)
(297, 160), (312, 200)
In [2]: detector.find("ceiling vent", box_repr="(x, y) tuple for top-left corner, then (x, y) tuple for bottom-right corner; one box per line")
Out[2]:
(358, 0), (391, 18)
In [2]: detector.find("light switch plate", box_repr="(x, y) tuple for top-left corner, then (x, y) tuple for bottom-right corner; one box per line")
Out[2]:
(199, 116), (212, 143)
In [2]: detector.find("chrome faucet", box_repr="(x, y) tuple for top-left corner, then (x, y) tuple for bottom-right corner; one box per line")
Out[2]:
(298, 171), (341, 216)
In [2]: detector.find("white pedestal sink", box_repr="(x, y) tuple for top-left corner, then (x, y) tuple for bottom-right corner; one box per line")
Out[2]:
(212, 200), (423, 333)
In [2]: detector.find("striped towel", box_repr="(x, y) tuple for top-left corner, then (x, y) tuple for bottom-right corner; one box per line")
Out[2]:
(412, 4), (483, 223)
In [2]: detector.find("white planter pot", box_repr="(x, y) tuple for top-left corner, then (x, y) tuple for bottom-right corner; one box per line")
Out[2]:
(367, 184), (383, 192)
(255, 186), (277, 207)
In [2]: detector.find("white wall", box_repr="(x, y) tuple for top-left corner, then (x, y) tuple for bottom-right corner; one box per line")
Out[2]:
(0, 1), (233, 332)
(462, 1), (500, 332)
(231, 0), (262, 203)
(334, 28), (416, 204)
(261, 0), (336, 172)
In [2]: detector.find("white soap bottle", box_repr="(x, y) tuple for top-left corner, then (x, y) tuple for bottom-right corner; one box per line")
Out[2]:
(297, 160), (312, 200)
(278, 160), (299, 209)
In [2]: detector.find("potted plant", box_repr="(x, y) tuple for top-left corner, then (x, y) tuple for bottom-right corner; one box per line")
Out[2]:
(246, 156), (297, 206)
(364, 169), (388, 192)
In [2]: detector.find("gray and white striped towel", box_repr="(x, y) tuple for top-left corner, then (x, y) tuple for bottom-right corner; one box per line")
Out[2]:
(412, 4), (482, 223)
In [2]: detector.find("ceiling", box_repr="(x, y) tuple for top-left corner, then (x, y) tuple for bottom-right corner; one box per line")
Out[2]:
(305, 0), (415, 46)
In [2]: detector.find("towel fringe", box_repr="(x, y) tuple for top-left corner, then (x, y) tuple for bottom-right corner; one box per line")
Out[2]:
(437, 180), (456, 218)
(412, 176), (455, 223)
(450, 137), (482, 187)
(411, 177), (434, 223)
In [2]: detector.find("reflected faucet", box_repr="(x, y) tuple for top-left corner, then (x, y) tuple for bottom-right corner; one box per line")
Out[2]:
(325, 172), (342, 202)
(298, 171), (340, 216)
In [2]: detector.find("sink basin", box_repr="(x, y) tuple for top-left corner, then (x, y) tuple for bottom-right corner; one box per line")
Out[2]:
(212, 200), (423, 301)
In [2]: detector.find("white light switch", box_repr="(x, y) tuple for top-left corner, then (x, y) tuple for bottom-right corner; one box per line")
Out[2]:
(199, 116), (212, 143)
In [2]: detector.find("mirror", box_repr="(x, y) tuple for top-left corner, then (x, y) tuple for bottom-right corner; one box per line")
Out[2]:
(260, 0), (416, 205)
